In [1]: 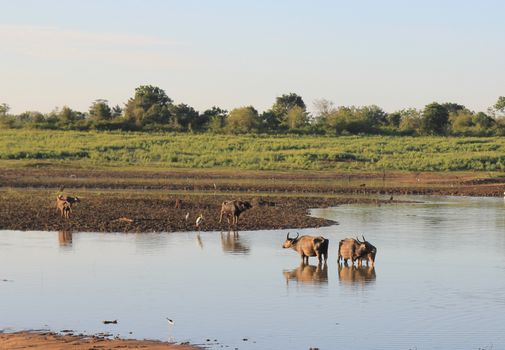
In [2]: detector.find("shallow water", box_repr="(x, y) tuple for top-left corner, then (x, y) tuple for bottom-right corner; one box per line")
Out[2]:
(1, 196), (505, 349)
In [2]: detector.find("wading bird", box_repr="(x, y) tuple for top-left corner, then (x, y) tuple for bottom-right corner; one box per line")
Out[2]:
(195, 214), (204, 230)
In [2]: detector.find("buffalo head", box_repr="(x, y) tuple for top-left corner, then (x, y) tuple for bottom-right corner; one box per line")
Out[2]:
(282, 232), (299, 249)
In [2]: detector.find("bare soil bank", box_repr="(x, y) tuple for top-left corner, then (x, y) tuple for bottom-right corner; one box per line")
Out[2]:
(1, 167), (503, 232)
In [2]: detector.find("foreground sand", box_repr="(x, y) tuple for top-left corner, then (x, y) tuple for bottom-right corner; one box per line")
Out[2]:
(0, 331), (199, 350)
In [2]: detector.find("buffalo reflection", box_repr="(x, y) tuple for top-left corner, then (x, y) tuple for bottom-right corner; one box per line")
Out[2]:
(337, 264), (376, 286)
(220, 231), (250, 254)
(58, 230), (73, 247)
(283, 262), (328, 285)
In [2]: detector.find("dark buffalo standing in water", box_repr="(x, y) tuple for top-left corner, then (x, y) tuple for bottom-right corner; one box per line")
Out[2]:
(338, 236), (377, 267)
(219, 200), (252, 225)
(282, 232), (329, 265)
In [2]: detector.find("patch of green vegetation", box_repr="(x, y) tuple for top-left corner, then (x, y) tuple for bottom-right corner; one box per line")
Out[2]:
(2, 130), (505, 172)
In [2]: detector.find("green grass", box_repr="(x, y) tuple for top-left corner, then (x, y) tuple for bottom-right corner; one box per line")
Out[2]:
(2, 129), (505, 172)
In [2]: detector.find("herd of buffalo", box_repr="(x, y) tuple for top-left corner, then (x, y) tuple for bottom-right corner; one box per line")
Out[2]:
(283, 232), (377, 267)
(55, 194), (377, 267)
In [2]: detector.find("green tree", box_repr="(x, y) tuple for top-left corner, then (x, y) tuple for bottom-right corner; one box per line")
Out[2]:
(283, 105), (309, 129)
(472, 112), (495, 130)
(89, 99), (112, 120)
(494, 96), (505, 116)
(169, 103), (199, 131)
(386, 112), (402, 128)
(111, 105), (123, 118)
(0, 103), (10, 117)
(267, 93), (306, 131)
(17, 111), (45, 123)
(226, 106), (260, 134)
(421, 102), (449, 135)
(124, 85), (172, 127)
(58, 106), (84, 125)
(202, 107), (227, 132)
(441, 102), (466, 115)
(271, 93), (306, 116)
(359, 105), (387, 126)
(312, 99), (336, 127)
(398, 108), (422, 134)
(449, 110), (474, 135)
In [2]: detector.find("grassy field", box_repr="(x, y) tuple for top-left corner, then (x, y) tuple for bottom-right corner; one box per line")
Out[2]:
(2, 129), (505, 172)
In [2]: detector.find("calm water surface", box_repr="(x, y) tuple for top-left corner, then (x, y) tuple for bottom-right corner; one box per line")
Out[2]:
(1, 196), (505, 349)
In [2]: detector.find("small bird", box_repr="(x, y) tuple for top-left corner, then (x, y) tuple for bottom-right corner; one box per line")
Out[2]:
(166, 318), (174, 325)
(195, 214), (204, 230)
(185, 212), (190, 221)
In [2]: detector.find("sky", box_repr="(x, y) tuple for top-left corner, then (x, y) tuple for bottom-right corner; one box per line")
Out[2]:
(1, 0), (504, 114)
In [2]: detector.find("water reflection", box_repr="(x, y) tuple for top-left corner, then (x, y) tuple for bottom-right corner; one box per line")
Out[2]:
(338, 264), (376, 286)
(283, 262), (328, 285)
(195, 233), (203, 249)
(58, 231), (73, 247)
(220, 231), (250, 255)
(4, 196), (505, 350)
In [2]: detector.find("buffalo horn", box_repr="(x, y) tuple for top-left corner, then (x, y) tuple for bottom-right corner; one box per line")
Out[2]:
(286, 232), (291, 240)
(294, 232), (300, 240)
(362, 235), (366, 242)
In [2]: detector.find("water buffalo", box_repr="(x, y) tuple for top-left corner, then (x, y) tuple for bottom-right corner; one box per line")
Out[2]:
(56, 194), (80, 209)
(56, 199), (72, 219)
(283, 262), (328, 285)
(219, 200), (252, 225)
(338, 236), (377, 267)
(282, 232), (329, 264)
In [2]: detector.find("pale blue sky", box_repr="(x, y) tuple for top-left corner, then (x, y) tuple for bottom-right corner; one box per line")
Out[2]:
(1, 0), (504, 114)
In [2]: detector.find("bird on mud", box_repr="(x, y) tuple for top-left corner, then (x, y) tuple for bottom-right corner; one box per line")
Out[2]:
(195, 214), (204, 230)
(185, 212), (190, 221)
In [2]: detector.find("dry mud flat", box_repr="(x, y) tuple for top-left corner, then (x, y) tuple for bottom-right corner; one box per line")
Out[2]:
(1, 166), (504, 232)
(0, 190), (358, 232)
(0, 331), (199, 349)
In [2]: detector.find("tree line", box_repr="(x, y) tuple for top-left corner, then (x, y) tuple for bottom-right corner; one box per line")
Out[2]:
(1, 85), (504, 136)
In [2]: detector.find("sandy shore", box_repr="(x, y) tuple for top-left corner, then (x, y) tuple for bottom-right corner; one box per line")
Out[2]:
(0, 331), (199, 349)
